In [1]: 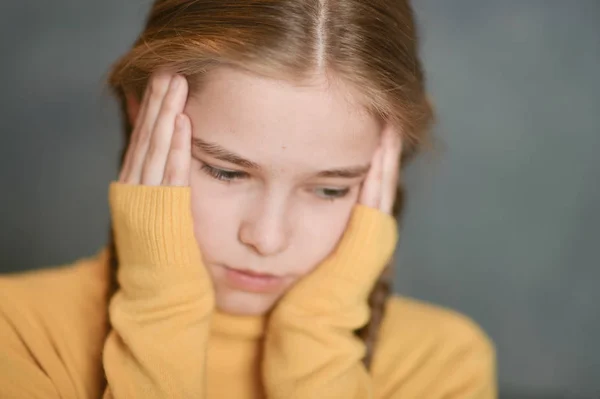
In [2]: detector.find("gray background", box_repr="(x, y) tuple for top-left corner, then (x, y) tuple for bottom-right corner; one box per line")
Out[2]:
(1, 1), (598, 398)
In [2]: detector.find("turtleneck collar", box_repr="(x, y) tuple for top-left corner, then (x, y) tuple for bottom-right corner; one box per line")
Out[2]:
(210, 309), (267, 341)
(98, 244), (267, 341)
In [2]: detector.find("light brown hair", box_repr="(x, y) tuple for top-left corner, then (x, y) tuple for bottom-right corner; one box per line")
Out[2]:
(106, 0), (434, 371)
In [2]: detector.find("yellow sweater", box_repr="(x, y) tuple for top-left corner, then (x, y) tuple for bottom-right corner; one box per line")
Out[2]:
(0, 183), (496, 398)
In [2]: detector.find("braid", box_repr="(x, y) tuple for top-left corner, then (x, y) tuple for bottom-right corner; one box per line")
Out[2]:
(356, 262), (395, 369)
(106, 223), (120, 308)
(355, 183), (405, 370)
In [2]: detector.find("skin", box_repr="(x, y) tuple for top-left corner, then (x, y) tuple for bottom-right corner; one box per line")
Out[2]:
(120, 68), (401, 316)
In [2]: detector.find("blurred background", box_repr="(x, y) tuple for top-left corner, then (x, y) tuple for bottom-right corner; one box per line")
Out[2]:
(1, 0), (598, 398)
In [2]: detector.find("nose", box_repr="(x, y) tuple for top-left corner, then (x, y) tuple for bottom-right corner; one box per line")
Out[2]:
(238, 197), (291, 257)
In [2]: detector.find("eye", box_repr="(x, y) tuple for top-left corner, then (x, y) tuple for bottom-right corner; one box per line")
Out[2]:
(314, 187), (351, 200)
(200, 163), (248, 182)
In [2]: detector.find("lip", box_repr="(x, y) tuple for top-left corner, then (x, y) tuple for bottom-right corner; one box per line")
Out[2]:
(221, 265), (286, 293)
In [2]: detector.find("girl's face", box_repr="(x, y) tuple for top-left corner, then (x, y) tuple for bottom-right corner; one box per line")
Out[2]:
(185, 67), (381, 315)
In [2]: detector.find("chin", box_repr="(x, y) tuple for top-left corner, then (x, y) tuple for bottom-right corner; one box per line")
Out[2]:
(214, 287), (282, 316)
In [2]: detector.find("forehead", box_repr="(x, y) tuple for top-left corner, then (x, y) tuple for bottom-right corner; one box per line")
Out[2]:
(185, 67), (381, 169)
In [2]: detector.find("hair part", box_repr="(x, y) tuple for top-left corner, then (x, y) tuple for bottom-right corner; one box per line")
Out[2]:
(106, 0), (434, 373)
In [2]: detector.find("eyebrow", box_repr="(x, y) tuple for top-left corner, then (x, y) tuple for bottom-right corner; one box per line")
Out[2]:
(192, 137), (370, 179)
(316, 165), (370, 179)
(192, 137), (261, 169)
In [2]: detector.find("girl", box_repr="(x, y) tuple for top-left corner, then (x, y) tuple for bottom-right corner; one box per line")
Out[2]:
(0, 0), (496, 398)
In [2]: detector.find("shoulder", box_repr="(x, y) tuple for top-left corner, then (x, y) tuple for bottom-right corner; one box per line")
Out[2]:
(371, 296), (497, 398)
(377, 296), (495, 354)
(0, 249), (110, 398)
(0, 248), (110, 322)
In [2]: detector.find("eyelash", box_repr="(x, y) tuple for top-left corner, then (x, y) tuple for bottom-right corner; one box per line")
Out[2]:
(315, 187), (351, 200)
(200, 163), (247, 181)
(200, 162), (351, 201)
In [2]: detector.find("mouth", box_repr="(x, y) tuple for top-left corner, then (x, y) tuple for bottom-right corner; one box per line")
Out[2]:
(221, 265), (286, 293)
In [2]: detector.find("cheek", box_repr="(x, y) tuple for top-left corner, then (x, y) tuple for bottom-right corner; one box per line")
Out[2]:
(290, 197), (355, 276)
(189, 176), (241, 263)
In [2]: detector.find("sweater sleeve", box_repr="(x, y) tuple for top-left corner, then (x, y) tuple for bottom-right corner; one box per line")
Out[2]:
(262, 205), (398, 399)
(103, 182), (215, 398)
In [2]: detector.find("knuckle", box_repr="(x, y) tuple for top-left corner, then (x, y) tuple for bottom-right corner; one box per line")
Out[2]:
(169, 134), (186, 151)
(141, 166), (157, 186)
(139, 122), (154, 140)
(160, 100), (177, 115)
(151, 128), (171, 151)
(165, 154), (181, 172)
(122, 174), (135, 184)
(163, 169), (177, 185)
(146, 142), (159, 161)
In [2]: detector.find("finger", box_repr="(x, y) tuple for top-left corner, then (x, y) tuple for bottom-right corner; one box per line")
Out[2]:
(162, 114), (192, 187)
(359, 145), (384, 209)
(119, 86), (151, 182)
(379, 127), (402, 214)
(126, 73), (173, 184)
(142, 75), (189, 186)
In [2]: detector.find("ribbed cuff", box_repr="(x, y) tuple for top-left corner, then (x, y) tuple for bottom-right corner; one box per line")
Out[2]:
(324, 204), (398, 282)
(109, 182), (208, 292)
(279, 204), (398, 309)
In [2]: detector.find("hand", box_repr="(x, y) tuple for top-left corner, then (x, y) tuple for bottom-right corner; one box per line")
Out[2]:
(105, 77), (214, 399)
(272, 124), (401, 313)
(262, 126), (402, 399)
(109, 71), (204, 281)
(119, 72), (191, 186)
(358, 123), (402, 214)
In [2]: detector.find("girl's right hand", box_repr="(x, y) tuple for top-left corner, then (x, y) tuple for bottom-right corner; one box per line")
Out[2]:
(105, 76), (214, 399)
(118, 72), (191, 187)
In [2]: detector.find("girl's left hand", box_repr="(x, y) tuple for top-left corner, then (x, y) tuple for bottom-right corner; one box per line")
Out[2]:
(262, 125), (402, 398)
(269, 123), (402, 312)
(359, 123), (402, 215)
